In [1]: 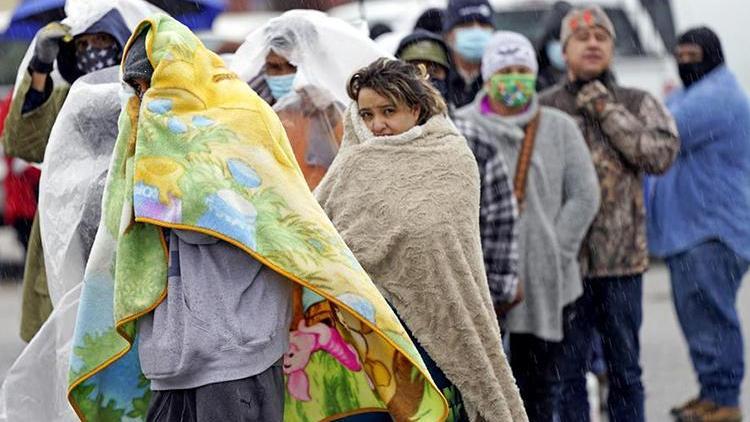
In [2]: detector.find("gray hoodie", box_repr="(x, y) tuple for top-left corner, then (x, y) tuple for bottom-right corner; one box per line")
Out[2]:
(138, 230), (293, 390)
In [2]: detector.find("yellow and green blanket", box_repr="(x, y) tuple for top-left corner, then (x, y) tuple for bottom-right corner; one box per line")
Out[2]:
(67, 14), (448, 422)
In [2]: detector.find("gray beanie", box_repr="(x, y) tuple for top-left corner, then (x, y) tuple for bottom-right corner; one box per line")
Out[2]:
(560, 6), (615, 47)
(481, 31), (538, 81)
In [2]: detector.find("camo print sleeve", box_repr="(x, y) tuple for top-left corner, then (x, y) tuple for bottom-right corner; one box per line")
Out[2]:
(599, 93), (679, 175)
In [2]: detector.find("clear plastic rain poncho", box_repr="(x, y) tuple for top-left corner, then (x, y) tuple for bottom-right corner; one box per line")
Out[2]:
(39, 67), (121, 308)
(0, 2), (159, 421)
(229, 9), (392, 189)
(11, 0), (159, 100)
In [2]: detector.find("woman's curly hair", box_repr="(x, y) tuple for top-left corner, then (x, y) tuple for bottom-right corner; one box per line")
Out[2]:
(347, 58), (447, 125)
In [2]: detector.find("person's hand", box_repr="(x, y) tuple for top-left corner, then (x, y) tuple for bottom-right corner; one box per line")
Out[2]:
(30, 22), (72, 73)
(495, 281), (524, 317)
(576, 80), (613, 118)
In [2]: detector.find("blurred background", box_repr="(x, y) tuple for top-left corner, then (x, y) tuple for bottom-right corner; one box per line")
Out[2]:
(0, 1), (748, 420)
(0, 0), (748, 98)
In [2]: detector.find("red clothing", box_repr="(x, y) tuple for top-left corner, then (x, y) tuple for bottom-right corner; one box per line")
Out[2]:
(1, 89), (41, 225)
(0, 90), (8, 135)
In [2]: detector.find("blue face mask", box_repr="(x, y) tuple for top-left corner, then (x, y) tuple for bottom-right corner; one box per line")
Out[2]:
(545, 40), (566, 71)
(454, 27), (493, 63)
(265, 73), (296, 100)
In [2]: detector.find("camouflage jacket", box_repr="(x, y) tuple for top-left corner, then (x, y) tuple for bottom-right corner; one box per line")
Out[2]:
(2, 71), (69, 341)
(540, 75), (679, 278)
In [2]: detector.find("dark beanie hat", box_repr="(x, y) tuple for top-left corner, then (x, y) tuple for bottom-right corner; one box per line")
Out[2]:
(443, 0), (494, 33)
(122, 29), (154, 85)
(369, 22), (393, 40)
(415, 8), (445, 34)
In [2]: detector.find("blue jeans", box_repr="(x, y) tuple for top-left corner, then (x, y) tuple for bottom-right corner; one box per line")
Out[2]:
(588, 331), (607, 375)
(666, 240), (748, 407)
(558, 275), (644, 422)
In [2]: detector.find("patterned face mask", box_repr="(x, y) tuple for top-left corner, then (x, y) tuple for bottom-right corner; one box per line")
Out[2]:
(488, 73), (537, 108)
(76, 45), (122, 74)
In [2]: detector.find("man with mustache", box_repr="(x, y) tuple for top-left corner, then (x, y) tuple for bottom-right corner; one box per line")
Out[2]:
(539, 6), (679, 422)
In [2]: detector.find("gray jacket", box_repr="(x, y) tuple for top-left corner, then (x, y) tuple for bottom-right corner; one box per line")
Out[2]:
(455, 94), (600, 341)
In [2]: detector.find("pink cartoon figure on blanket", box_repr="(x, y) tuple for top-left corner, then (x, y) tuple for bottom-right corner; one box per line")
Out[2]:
(283, 319), (362, 401)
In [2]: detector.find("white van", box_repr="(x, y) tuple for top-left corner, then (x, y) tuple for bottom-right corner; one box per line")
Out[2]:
(328, 0), (679, 98)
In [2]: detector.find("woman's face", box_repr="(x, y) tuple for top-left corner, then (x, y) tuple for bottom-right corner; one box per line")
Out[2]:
(357, 88), (420, 136)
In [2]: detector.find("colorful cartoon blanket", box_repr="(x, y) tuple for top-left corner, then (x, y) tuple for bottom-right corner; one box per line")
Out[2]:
(67, 14), (447, 422)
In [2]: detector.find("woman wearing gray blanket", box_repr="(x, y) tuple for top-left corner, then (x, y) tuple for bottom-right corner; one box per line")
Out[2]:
(453, 31), (600, 421)
(315, 58), (526, 422)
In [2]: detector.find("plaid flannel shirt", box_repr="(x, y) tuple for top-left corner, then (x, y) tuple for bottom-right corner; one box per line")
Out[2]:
(454, 117), (520, 305)
(248, 71), (275, 106)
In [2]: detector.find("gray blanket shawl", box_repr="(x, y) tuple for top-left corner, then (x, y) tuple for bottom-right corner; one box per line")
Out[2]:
(315, 105), (527, 422)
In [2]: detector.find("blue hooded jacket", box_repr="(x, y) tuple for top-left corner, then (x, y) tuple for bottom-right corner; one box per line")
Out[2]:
(647, 65), (750, 259)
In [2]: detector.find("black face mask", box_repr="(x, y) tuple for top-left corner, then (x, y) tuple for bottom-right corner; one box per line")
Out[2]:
(431, 78), (449, 102)
(678, 61), (717, 88)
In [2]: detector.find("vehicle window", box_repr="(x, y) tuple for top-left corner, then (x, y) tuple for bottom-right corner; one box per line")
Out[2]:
(604, 7), (644, 56)
(493, 10), (545, 42)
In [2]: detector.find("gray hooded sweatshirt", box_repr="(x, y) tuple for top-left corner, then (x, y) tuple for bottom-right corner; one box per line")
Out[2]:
(138, 230), (293, 390)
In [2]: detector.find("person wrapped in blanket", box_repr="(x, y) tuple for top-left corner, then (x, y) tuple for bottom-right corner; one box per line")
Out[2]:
(316, 58), (527, 422)
(1, 4), (132, 342)
(66, 14), (450, 422)
(122, 28), (293, 422)
(233, 10), (389, 190)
